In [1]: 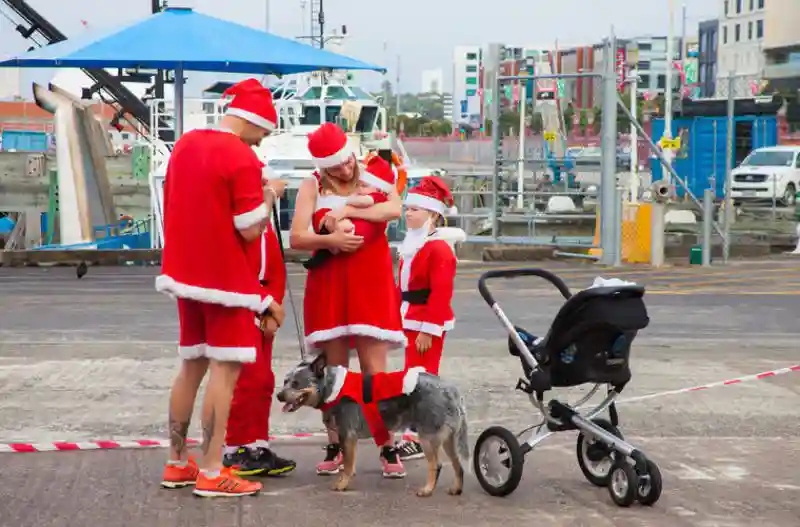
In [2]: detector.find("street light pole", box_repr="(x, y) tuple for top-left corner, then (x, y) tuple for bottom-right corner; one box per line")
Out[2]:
(664, 0), (675, 182)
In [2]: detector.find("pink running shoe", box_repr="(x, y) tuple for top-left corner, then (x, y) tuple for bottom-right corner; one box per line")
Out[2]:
(380, 445), (407, 479)
(316, 443), (343, 475)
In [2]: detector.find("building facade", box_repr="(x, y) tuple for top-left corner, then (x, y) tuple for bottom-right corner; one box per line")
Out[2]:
(716, 0), (766, 95)
(451, 45), (482, 127)
(761, 0), (800, 94)
(420, 69), (444, 94)
(698, 19), (719, 98)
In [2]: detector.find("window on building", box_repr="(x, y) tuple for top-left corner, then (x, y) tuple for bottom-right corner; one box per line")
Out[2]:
(736, 0), (742, 13)
(749, 0), (754, 10)
(639, 75), (650, 89)
(466, 77), (478, 85)
(757, 19), (763, 38)
(637, 60), (651, 71)
(638, 42), (652, 51)
(657, 74), (666, 90)
(700, 64), (706, 83)
(466, 52), (477, 60)
(748, 21), (753, 39)
(712, 30), (718, 52)
(735, 23), (741, 41)
(723, 25), (728, 44)
(466, 65), (477, 73)
(700, 36), (706, 55)
(724, 0), (728, 15)
(758, 0), (764, 8)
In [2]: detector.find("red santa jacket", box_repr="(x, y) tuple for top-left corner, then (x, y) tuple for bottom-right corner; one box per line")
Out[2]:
(320, 366), (425, 446)
(398, 234), (458, 337)
(247, 222), (286, 305)
(156, 129), (272, 313)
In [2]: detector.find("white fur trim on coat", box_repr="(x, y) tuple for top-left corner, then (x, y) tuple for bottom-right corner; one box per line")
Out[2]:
(225, 107), (276, 131)
(401, 318), (455, 338)
(324, 365), (349, 403)
(359, 171), (395, 193)
(156, 275), (274, 314)
(305, 324), (407, 352)
(405, 193), (448, 215)
(233, 203), (268, 230)
(433, 227), (467, 245)
(312, 146), (354, 169)
(402, 367), (426, 394)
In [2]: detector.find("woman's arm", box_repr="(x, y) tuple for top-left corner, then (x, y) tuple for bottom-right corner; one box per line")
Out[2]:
(338, 190), (402, 222)
(289, 179), (337, 251)
(290, 178), (364, 252)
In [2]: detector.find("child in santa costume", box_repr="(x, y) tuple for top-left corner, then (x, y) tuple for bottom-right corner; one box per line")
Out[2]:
(222, 169), (297, 479)
(394, 176), (466, 461)
(156, 78), (284, 498)
(290, 123), (407, 478)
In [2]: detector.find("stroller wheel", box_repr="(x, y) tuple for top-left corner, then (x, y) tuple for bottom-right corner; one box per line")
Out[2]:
(473, 426), (525, 497)
(576, 418), (623, 487)
(608, 458), (638, 507)
(635, 459), (663, 506)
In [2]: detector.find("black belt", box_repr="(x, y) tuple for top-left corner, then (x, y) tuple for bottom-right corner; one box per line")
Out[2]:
(402, 289), (431, 305)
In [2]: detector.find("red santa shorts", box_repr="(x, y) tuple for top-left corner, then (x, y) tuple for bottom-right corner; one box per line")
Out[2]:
(176, 298), (259, 363)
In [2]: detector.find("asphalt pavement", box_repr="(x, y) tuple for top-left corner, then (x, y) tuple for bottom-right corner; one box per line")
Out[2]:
(1, 259), (798, 526)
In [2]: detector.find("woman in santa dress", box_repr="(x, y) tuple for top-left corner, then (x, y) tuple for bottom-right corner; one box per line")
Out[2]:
(289, 123), (407, 478)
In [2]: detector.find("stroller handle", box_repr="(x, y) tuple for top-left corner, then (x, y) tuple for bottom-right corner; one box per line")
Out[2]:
(478, 268), (573, 307)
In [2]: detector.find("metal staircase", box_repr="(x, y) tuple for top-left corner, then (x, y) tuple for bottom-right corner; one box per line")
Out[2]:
(2, 0), (174, 142)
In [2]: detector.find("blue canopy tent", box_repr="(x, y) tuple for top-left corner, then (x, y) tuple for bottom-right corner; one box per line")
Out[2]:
(0, 6), (385, 136)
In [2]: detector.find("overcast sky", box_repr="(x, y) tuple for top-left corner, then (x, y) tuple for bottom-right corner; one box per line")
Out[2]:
(0, 0), (720, 96)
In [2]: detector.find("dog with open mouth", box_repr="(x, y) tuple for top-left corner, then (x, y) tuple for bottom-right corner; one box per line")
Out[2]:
(276, 354), (469, 496)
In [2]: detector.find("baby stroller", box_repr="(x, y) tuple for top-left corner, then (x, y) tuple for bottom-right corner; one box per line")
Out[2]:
(472, 268), (662, 507)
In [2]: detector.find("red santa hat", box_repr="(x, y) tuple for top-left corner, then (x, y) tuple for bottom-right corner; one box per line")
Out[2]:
(307, 123), (354, 169)
(359, 155), (396, 193)
(223, 78), (277, 132)
(405, 176), (457, 215)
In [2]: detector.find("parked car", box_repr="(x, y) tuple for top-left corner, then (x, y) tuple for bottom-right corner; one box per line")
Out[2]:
(731, 146), (800, 206)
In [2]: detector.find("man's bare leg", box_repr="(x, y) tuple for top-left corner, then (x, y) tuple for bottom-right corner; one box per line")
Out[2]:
(168, 358), (209, 461)
(199, 359), (242, 471)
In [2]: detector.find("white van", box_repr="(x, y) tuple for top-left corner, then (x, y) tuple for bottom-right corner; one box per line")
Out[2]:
(730, 146), (800, 206)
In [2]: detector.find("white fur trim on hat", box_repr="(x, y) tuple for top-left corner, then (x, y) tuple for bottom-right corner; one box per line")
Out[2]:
(312, 145), (354, 169)
(359, 171), (395, 193)
(225, 107), (276, 131)
(405, 193), (446, 215)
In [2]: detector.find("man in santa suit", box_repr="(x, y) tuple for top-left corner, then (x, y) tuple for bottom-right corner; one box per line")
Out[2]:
(222, 167), (297, 477)
(156, 78), (285, 498)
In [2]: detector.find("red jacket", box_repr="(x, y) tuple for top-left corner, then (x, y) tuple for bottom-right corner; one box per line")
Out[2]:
(320, 366), (425, 445)
(247, 222), (286, 306)
(398, 235), (457, 337)
(156, 129), (271, 313)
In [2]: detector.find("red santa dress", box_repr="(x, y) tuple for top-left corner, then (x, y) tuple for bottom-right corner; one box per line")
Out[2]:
(303, 126), (405, 353)
(226, 219), (286, 446)
(399, 176), (466, 374)
(320, 366), (426, 445)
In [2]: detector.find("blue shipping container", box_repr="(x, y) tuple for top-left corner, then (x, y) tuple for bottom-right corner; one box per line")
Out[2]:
(1, 130), (49, 152)
(650, 115), (778, 199)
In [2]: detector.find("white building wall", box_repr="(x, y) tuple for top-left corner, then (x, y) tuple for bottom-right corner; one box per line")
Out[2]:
(716, 0), (766, 94)
(451, 45), (482, 127)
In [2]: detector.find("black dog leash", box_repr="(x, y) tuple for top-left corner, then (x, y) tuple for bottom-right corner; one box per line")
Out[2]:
(270, 201), (307, 360)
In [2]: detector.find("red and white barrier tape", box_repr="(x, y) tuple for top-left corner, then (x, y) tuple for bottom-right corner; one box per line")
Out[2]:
(1, 364), (797, 454)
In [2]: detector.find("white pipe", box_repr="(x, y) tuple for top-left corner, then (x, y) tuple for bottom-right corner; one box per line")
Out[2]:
(517, 78), (526, 209)
(630, 72), (639, 203)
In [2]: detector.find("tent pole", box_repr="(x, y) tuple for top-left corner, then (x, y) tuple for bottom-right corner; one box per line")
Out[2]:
(174, 65), (184, 139)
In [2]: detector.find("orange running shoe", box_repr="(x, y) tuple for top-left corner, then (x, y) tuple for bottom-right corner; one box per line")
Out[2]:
(161, 457), (200, 489)
(192, 467), (262, 498)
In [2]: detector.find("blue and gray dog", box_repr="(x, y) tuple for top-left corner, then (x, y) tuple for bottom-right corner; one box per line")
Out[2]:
(277, 355), (470, 497)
